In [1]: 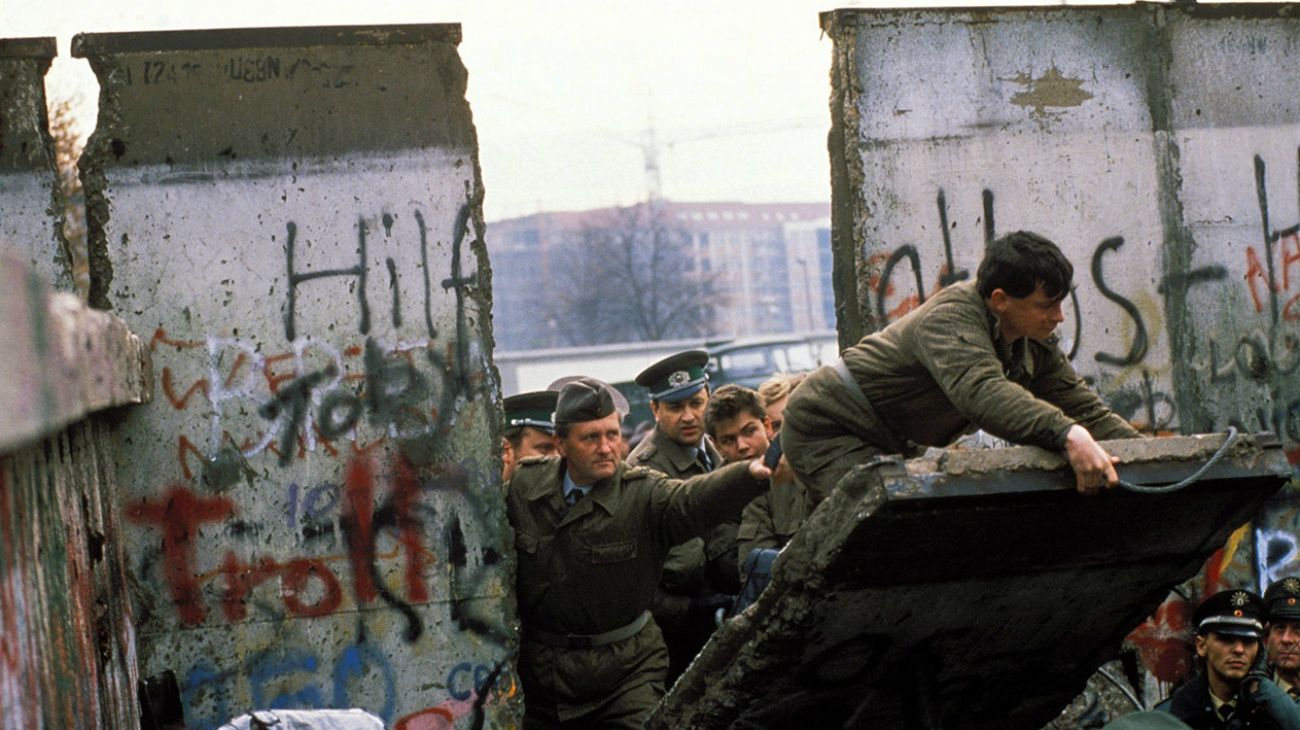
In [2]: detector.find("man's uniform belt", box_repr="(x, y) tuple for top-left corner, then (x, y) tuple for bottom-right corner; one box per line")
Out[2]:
(527, 610), (651, 649)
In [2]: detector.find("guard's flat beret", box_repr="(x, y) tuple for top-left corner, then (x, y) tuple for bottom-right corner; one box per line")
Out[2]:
(1265, 576), (1300, 623)
(636, 349), (709, 402)
(554, 377), (618, 425)
(503, 391), (558, 432)
(1194, 589), (1265, 638)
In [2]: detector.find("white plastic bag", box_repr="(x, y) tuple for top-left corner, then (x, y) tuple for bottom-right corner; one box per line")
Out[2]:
(218, 709), (386, 730)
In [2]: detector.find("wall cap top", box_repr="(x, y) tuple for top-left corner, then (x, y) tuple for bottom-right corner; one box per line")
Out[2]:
(73, 23), (461, 57)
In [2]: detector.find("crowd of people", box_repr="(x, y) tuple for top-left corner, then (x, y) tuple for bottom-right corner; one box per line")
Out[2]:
(496, 231), (1293, 729)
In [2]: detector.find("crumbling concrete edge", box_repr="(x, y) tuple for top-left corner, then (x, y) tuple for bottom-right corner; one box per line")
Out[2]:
(649, 461), (891, 729)
(0, 247), (151, 453)
(0, 38), (74, 292)
(443, 33), (526, 720)
(70, 39), (116, 312)
(821, 11), (874, 348)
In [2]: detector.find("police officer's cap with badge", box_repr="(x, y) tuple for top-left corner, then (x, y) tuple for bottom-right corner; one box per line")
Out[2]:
(636, 350), (710, 403)
(1264, 576), (1300, 623)
(503, 391), (558, 433)
(1194, 589), (1267, 638)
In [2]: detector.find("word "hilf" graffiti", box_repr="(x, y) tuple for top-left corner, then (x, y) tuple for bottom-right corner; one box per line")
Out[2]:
(157, 206), (485, 469)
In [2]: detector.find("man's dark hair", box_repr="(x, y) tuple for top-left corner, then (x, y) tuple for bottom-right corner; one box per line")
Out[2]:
(976, 231), (1073, 299)
(504, 426), (527, 450)
(704, 384), (767, 438)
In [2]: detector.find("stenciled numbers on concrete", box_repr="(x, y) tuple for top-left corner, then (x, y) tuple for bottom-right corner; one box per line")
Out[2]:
(74, 25), (519, 729)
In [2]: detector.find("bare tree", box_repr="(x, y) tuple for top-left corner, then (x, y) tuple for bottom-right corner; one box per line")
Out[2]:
(546, 203), (723, 346)
(47, 96), (89, 300)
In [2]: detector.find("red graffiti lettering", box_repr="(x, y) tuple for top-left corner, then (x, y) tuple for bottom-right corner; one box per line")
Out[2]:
(161, 367), (210, 410)
(344, 455), (377, 603)
(262, 352), (296, 395)
(124, 486), (235, 626)
(393, 456), (429, 603)
(1283, 232), (1300, 292)
(395, 707), (455, 730)
(220, 554), (342, 620)
(150, 327), (204, 350)
(1245, 246), (1275, 314)
(1126, 597), (1193, 684)
(1282, 292), (1300, 321)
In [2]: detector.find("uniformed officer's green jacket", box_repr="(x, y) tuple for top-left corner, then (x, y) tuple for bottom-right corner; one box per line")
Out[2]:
(785, 280), (1140, 502)
(627, 427), (739, 609)
(506, 456), (764, 718)
(736, 476), (807, 583)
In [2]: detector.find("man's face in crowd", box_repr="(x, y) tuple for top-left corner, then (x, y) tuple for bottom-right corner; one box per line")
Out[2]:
(989, 282), (1067, 343)
(651, 390), (709, 446)
(558, 412), (622, 485)
(711, 412), (773, 463)
(1196, 631), (1259, 691)
(502, 427), (558, 480)
(1268, 620), (1300, 677)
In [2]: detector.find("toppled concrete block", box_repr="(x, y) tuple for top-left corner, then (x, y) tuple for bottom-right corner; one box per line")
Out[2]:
(651, 434), (1290, 730)
(0, 246), (150, 452)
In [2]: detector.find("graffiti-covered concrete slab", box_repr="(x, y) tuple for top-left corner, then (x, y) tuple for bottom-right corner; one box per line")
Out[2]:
(821, 2), (1300, 697)
(73, 25), (516, 729)
(0, 37), (71, 291)
(651, 434), (1291, 729)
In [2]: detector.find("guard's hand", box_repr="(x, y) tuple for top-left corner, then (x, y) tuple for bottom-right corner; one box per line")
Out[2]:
(1063, 424), (1120, 496)
(748, 458), (773, 482)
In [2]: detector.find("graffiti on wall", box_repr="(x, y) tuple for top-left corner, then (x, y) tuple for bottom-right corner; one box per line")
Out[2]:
(867, 187), (1187, 433)
(866, 148), (1300, 690)
(121, 205), (512, 728)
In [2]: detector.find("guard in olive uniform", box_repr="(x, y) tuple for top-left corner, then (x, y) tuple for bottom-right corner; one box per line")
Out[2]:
(782, 231), (1141, 507)
(507, 377), (771, 728)
(1264, 577), (1300, 703)
(1156, 589), (1300, 729)
(626, 350), (734, 682)
(502, 390), (559, 481)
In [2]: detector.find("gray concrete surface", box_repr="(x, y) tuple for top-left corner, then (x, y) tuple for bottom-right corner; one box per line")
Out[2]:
(0, 37), (72, 293)
(74, 25), (517, 729)
(651, 434), (1290, 729)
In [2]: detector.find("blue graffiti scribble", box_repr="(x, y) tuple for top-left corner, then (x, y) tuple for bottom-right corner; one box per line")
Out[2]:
(333, 641), (397, 721)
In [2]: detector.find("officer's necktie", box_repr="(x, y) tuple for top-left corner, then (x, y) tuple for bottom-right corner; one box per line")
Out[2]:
(698, 449), (713, 472)
(565, 489), (584, 507)
(1218, 702), (1235, 725)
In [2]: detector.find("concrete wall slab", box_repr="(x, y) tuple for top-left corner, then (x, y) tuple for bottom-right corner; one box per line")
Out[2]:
(75, 25), (517, 729)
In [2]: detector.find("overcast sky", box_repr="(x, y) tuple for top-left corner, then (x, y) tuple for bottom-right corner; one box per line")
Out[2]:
(13, 0), (1174, 221)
